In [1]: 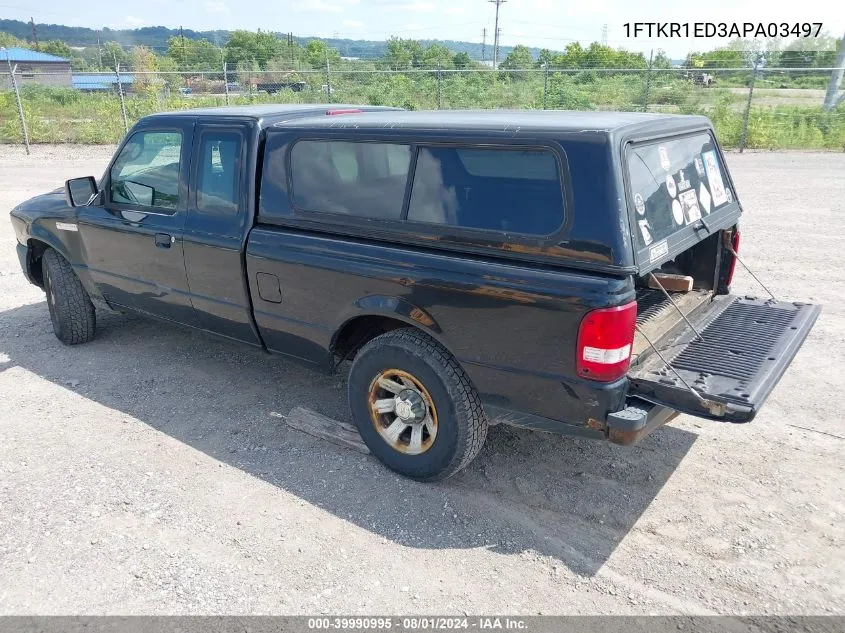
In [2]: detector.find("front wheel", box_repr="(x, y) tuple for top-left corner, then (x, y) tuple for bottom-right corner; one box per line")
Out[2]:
(348, 328), (488, 481)
(42, 248), (96, 345)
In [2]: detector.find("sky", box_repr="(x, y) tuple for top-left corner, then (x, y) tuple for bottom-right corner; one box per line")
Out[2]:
(2, 0), (843, 58)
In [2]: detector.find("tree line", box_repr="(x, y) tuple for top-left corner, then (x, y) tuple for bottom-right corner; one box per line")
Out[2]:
(0, 26), (840, 77)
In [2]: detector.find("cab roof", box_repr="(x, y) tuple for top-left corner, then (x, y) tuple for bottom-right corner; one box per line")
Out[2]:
(279, 109), (713, 141)
(143, 104), (402, 128)
(142, 105), (713, 142)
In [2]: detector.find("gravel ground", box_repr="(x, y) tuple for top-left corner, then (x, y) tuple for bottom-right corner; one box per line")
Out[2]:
(0, 145), (843, 615)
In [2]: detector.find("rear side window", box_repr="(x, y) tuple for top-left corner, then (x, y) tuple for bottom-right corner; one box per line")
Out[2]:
(290, 140), (411, 219)
(627, 133), (733, 249)
(407, 147), (564, 235)
(197, 131), (242, 214)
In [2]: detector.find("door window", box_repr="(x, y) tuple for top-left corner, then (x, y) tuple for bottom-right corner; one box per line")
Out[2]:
(110, 131), (183, 212)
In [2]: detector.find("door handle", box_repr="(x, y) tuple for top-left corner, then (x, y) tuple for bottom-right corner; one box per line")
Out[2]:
(154, 233), (174, 248)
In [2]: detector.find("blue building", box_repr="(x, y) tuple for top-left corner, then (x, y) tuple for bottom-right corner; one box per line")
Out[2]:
(72, 73), (135, 93)
(0, 47), (72, 88)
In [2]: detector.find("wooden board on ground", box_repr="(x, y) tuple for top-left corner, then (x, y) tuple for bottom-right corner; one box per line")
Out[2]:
(284, 406), (371, 455)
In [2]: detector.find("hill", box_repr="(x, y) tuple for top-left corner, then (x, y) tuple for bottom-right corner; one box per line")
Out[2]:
(0, 18), (545, 61)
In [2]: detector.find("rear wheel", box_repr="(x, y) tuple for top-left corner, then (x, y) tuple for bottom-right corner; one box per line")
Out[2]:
(42, 248), (96, 345)
(348, 328), (488, 481)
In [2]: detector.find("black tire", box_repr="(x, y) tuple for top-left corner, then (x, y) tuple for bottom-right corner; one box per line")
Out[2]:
(42, 248), (96, 345)
(348, 328), (488, 481)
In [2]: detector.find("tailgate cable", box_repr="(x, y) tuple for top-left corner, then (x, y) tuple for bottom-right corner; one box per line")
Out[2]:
(723, 233), (777, 301)
(635, 324), (727, 417)
(648, 273), (705, 342)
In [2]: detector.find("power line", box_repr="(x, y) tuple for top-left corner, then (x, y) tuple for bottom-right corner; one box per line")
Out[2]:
(507, 19), (600, 34)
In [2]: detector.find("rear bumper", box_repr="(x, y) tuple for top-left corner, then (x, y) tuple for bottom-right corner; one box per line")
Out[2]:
(484, 397), (679, 446)
(605, 399), (680, 445)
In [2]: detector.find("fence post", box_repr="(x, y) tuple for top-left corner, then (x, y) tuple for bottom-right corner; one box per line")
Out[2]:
(643, 49), (653, 112)
(543, 63), (549, 110)
(739, 59), (759, 153)
(436, 63), (443, 110)
(324, 52), (333, 103)
(223, 61), (230, 106)
(114, 55), (129, 134)
(5, 59), (29, 154)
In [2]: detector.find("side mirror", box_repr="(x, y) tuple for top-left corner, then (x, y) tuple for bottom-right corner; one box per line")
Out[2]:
(65, 176), (98, 207)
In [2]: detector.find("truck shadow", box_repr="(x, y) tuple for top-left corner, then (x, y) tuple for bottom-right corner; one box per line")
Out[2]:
(0, 301), (697, 577)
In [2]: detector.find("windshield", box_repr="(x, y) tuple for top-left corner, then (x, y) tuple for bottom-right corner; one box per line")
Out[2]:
(627, 133), (733, 250)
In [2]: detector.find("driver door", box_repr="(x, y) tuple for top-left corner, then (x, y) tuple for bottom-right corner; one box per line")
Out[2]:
(77, 119), (197, 326)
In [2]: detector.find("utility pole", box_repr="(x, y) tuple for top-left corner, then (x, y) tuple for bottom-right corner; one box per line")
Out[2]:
(96, 30), (102, 69)
(823, 31), (845, 111)
(180, 25), (186, 67)
(601, 24), (608, 46)
(488, 0), (506, 69)
(30, 17), (38, 50)
(325, 50), (333, 102)
(496, 28), (502, 69)
(481, 28), (487, 62)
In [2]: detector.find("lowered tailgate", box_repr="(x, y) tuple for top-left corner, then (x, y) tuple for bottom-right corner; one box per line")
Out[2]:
(628, 295), (820, 422)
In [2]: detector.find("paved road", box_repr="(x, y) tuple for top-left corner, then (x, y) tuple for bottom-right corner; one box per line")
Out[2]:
(0, 146), (843, 614)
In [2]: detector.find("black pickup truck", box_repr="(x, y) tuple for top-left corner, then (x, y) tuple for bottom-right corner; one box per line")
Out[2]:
(9, 104), (819, 481)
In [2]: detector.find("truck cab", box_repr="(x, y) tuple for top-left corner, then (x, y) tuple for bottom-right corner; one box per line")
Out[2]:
(9, 106), (819, 481)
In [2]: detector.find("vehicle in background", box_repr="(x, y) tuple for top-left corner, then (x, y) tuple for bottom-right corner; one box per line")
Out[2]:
(254, 81), (308, 94)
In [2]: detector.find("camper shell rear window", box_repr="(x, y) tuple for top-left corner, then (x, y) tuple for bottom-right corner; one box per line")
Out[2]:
(627, 133), (735, 256)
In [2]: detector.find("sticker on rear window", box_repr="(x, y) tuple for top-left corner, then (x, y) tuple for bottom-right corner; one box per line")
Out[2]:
(659, 146), (671, 171)
(672, 199), (684, 225)
(694, 156), (705, 178)
(698, 184), (711, 214)
(634, 193), (646, 215)
(702, 151), (727, 207)
(650, 240), (669, 263)
(678, 170), (691, 191)
(666, 175), (677, 198)
(638, 219), (653, 245)
(678, 189), (702, 224)
(725, 188), (733, 203)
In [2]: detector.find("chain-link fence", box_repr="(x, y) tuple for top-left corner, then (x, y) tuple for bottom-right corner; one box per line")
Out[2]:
(2, 64), (844, 150)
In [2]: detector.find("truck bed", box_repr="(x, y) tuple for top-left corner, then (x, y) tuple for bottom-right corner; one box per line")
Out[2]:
(633, 287), (713, 358)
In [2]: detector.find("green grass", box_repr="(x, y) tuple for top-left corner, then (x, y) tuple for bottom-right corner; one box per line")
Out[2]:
(2, 76), (844, 150)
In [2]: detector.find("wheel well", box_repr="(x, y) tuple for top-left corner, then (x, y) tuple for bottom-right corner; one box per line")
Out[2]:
(27, 239), (49, 287)
(332, 315), (414, 361)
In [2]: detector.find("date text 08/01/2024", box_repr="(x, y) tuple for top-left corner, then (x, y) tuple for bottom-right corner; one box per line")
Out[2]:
(623, 22), (823, 38)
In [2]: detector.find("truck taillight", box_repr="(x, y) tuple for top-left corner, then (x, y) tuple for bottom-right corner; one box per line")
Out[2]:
(576, 301), (637, 382)
(726, 230), (741, 287)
